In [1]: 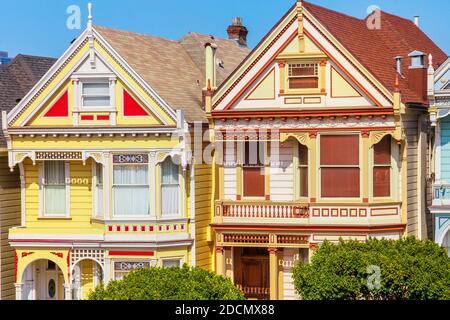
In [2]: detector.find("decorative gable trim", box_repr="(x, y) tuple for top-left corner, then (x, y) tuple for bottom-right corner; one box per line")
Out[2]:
(212, 4), (394, 112)
(44, 91), (69, 117)
(7, 27), (179, 128)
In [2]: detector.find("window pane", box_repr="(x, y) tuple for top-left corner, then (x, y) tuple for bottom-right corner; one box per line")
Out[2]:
(243, 167), (265, 197)
(96, 185), (103, 216)
(95, 163), (103, 185)
(374, 136), (391, 165)
(113, 186), (149, 216)
(289, 64), (318, 76)
(320, 135), (359, 166)
(162, 185), (180, 215)
(321, 168), (360, 198)
(161, 159), (179, 184)
(45, 161), (65, 184)
(289, 77), (319, 89)
(163, 260), (181, 268)
(45, 185), (66, 215)
(83, 83), (109, 95)
(244, 141), (264, 166)
(113, 165), (149, 216)
(83, 96), (110, 107)
(299, 144), (308, 166)
(373, 167), (390, 197)
(300, 167), (308, 198)
(113, 165), (148, 185)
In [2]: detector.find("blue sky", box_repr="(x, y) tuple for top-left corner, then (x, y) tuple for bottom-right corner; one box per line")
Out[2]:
(1, 0), (449, 58)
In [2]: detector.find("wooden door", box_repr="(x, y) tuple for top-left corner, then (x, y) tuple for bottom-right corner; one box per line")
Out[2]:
(241, 258), (269, 300)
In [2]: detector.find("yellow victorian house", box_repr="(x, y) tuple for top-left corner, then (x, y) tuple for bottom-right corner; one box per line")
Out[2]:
(3, 5), (248, 300)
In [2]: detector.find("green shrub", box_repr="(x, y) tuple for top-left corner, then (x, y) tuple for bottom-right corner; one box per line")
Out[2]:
(89, 264), (245, 300)
(293, 237), (450, 300)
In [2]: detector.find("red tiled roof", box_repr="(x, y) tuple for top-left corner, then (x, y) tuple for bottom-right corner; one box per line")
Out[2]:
(304, 1), (448, 104)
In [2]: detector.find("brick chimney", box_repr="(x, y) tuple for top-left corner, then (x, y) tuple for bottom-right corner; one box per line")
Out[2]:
(227, 17), (248, 47)
(408, 50), (427, 102)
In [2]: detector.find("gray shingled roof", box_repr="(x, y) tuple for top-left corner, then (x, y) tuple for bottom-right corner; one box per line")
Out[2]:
(0, 54), (56, 146)
(96, 26), (250, 122)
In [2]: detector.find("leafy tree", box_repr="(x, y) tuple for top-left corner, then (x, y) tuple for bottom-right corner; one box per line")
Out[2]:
(293, 237), (450, 300)
(89, 264), (245, 300)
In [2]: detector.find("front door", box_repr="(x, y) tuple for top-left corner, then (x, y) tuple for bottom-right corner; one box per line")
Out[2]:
(237, 248), (270, 300)
(45, 261), (58, 300)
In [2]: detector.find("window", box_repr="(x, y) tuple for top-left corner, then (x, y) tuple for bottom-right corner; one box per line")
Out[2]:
(43, 161), (67, 216)
(320, 135), (360, 198)
(288, 63), (319, 89)
(113, 155), (149, 216)
(94, 163), (103, 218)
(373, 136), (391, 197)
(161, 158), (180, 216)
(243, 141), (265, 198)
(82, 82), (110, 108)
(162, 259), (182, 268)
(298, 144), (309, 198)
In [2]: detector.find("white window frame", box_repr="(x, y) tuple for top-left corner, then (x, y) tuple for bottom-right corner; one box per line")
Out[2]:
(92, 162), (104, 219)
(161, 257), (184, 268)
(160, 157), (183, 218)
(287, 62), (319, 90)
(112, 155), (151, 219)
(39, 161), (70, 218)
(73, 75), (116, 111)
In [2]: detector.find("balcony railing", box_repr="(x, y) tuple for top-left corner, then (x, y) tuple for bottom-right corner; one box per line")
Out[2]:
(217, 201), (309, 219)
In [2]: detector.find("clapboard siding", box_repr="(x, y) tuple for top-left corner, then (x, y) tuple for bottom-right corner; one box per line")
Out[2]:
(283, 249), (299, 300)
(270, 141), (294, 201)
(0, 155), (21, 300)
(195, 162), (213, 270)
(404, 114), (419, 236)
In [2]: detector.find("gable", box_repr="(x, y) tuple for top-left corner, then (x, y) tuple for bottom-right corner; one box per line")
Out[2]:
(435, 67), (450, 92)
(212, 3), (393, 113)
(8, 29), (177, 129)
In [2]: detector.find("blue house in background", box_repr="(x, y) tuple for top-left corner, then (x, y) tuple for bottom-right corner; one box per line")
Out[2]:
(429, 55), (450, 254)
(0, 51), (12, 64)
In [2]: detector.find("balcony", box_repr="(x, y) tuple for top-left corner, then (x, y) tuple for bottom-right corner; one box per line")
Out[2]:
(213, 200), (402, 227)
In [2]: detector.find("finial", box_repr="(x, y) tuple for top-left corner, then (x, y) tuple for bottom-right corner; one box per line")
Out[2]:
(87, 2), (93, 31)
(428, 54), (433, 67)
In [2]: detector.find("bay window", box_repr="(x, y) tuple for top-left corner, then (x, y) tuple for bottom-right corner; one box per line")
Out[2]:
(43, 161), (68, 217)
(243, 141), (265, 198)
(161, 158), (181, 216)
(113, 154), (149, 216)
(373, 136), (391, 197)
(320, 135), (360, 198)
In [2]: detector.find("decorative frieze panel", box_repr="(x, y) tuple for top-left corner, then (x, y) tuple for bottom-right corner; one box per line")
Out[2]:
(112, 154), (149, 164)
(223, 234), (270, 244)
(106, 223), (186, 233)
(35, 151), (83, 160)
(70, 249), (106, 272)
(277, 235), (309, 245)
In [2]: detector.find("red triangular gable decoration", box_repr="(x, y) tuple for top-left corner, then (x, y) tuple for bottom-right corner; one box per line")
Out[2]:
(44, 91), (69, 117)
(123, 90), (149, 116)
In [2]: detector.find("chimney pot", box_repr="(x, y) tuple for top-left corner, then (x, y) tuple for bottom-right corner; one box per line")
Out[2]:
(414, 16), (420, 27)
(227, 17), (248, 47)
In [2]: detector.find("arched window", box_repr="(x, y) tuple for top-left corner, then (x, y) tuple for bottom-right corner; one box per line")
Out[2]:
(161, 158), (180, 216)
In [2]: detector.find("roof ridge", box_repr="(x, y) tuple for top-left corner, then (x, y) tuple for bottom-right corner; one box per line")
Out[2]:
(94, 25), (179, 43)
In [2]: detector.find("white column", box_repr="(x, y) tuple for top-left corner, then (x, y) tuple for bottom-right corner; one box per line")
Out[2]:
(64, 284), (72, 300)
(15, 283), (23, 300)
(104, 257), (112, 285)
